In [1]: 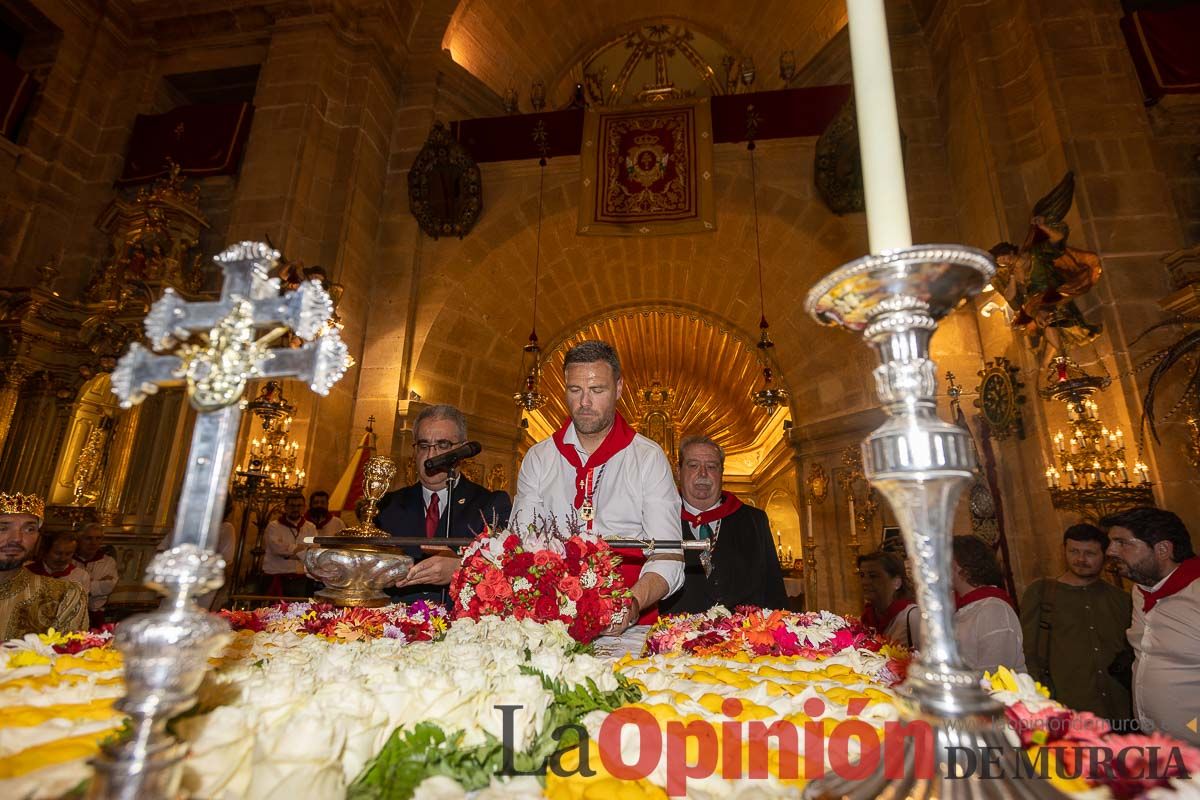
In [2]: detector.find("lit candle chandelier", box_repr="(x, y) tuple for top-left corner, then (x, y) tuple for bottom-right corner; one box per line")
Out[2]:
(514, 122), (550, 412)
(1041, 355), (1152, 520)
(745, 106), (789, 414)
(233, 381), (306, 494)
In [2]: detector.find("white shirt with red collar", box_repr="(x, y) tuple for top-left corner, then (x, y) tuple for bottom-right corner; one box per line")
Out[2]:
(512, 420), (684, 597)
(1128, 557), (1200, 744)
(953, 587), (1026, 673)
(263, 517), (318, 576)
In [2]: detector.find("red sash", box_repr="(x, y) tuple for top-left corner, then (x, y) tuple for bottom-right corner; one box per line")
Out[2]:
(680, 493), (743, 527)
(955, 585), (1016, 611)
(862, 596), (916, 633)
(1136, 556), (1200, 613)
(551, 414), (637, 509)
(552, 414), (653, 624)
(25, 562), (77, 580)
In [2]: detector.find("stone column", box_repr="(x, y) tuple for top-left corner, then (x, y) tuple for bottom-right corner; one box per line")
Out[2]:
(0, 364), (29, 456)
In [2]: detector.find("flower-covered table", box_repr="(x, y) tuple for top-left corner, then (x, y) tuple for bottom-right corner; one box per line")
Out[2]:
(2, 605), (1198, 800)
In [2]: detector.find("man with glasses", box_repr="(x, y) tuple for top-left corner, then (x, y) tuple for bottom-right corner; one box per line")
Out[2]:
(377, 404), (511, 602)
(1102, 506), (1200, 744)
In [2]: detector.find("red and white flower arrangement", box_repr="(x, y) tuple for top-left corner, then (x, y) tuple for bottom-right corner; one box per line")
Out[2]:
(449, 517), (631, 643)
(218, 599), (449, 643)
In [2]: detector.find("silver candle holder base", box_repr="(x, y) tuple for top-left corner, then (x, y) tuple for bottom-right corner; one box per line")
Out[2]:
(89, 545), (231, 800)
(804, 245), (1065, 799)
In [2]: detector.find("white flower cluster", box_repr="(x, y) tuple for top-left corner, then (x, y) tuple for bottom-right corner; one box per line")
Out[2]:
(176, 618), (615, 800)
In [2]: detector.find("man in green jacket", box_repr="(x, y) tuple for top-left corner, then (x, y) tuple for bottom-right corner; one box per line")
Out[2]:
(1020, 523), (1132, 724)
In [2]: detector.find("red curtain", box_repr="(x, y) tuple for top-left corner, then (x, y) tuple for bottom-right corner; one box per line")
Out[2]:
(452, 85), (852, 164)
(118, 101), (254, 184)
(1121, 6), (1200, 99)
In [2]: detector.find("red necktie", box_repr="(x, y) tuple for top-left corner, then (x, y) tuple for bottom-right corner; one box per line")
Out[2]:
(425, 493), (440, 538)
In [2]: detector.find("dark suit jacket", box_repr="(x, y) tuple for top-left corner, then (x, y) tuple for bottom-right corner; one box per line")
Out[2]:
(375, 478), (511, 603)
(658, 503), (789, 616)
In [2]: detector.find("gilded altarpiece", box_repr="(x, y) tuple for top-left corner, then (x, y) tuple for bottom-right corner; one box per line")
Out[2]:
(0, 168), (214, 608)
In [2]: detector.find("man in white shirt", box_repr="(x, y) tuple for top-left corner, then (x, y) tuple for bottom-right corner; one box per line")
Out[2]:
(512, 340), (683, 633)
(73, 523), (120, 627)
(1103, 506), (1200, 744)
(951, 534), (1026, 673)
(306, 490), (345, 536)
(262, 492), (317, 598)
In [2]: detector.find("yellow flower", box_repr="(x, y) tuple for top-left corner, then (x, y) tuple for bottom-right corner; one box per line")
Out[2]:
(36, 628), (69, 646)
(6, 650), (51, 669)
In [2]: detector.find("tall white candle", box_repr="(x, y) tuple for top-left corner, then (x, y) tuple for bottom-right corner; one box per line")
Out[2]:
(846, 0), (913, 252)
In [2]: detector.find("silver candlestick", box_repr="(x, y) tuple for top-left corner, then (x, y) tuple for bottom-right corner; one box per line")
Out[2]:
(804, 245), (1064, 799)
(92, 241), (350, 799)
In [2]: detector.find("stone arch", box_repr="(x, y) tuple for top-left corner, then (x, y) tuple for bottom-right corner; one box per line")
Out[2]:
(436, 0), (849, 103)
(404, 145), (874, 433)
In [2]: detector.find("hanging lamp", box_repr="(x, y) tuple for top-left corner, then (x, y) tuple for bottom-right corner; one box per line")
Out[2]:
(746, 106), (789, 414)
(514, 121), (550, 412)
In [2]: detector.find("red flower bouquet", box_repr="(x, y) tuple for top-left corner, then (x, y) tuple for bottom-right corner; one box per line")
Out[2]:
(449, 518), (631, 642)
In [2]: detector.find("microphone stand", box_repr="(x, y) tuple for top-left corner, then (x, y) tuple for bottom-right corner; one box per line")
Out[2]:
(441, 466), (460, 606)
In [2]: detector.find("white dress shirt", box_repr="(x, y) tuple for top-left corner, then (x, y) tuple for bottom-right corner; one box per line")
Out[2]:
(75, 554), (119, 612)
(313, 515), (346, 536)
(513, 423), (684, 597)
(681, 498), (723, 539)
(263, 517), (317, 575)
(421, 486), (449, 517)
(954, 596), (1026, 672)
(1129, 568), (1200, 744)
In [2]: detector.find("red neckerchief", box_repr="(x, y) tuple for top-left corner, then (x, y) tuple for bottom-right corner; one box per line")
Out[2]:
(955, 586), (1016, 611)
(305, 510), (333, 528)
(680, 492), (744, 526)
(26, 562), (77, 580)
(1137, 557), (1200, 613)
(863, 596), (916, 632)
(551, 413), (637, 508)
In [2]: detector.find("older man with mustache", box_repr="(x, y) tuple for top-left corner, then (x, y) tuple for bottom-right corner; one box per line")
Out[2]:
(659, 434), (788, 616)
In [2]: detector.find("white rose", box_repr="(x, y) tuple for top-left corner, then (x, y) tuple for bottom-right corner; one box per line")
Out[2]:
(412, 774), (468, 800)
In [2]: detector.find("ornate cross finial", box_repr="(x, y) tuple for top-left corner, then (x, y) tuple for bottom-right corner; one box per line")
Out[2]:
(93, 241), (351, 799)
(113, 241), (349, 412)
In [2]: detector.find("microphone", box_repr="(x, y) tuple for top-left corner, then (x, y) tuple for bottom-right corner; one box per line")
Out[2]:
(423, 441), (482, 474)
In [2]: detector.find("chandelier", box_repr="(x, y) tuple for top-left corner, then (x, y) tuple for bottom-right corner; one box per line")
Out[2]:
(514, 122), (550, 413)
(745, 106), (789, 415)
(233, 381), (306, 495)
(1041, 356), (1152, 520)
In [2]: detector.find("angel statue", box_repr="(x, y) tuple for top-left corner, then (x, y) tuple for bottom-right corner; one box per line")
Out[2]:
(989, 172), (1103, 354)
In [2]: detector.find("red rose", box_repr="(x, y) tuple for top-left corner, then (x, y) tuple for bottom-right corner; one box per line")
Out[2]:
(534, 594), (559, 620)
(502, 534), (520, 552)
(476, 580), (497, 602)
(565, 539), (584, 564)
(533, 550), (553, 566)
(504, 551), (536, 577)
(559, 575), (584, 601)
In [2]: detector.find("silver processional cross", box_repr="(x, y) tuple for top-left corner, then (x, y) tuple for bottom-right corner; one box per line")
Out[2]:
(91, 241), (350, 799)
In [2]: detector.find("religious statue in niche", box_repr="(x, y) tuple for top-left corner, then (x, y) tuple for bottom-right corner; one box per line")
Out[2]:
(408, 122), (483, 240)
(85, 161), (209, 305)
(989, 172), (1103, 354)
